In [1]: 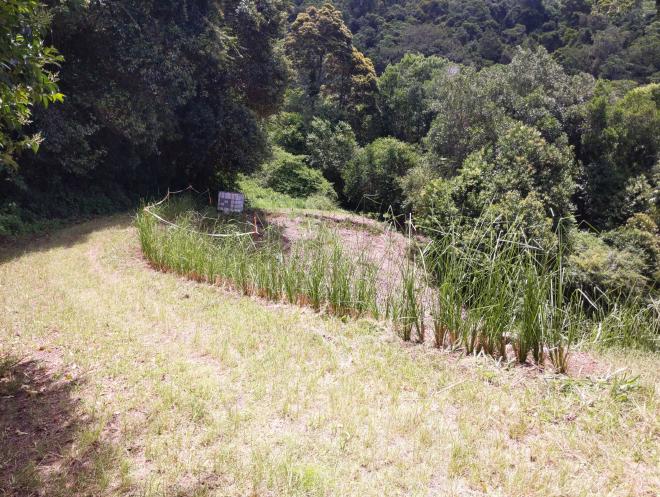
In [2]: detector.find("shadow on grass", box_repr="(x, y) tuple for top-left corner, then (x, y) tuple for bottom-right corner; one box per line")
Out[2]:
(0, 356), (120, 496)
(0, 214), (133, 266)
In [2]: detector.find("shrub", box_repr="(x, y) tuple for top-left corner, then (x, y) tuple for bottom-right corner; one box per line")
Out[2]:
(263, 148), (336, 200)
(604, 213), (660, 288)
(399, 162), (440, 213)
(305, 118), (357, 190)
(413, 123), (577, 238)
(567, 231), (648, 299)
(268, 112), (308, 155)
(343, 137), (420, 213)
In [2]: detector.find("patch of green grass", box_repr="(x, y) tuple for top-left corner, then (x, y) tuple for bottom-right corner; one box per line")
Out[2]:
(1, 215), (659, 496)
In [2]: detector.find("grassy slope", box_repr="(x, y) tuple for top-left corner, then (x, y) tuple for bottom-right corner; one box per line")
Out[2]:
(0, 215), (658, 497)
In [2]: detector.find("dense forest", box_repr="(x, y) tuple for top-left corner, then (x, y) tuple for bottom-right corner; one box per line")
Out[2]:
(1, 0), (658, 305)
(293, 0), (660, 79)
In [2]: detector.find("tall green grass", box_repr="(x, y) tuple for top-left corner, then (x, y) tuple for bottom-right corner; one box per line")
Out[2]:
(238, 176), (338, 211)
(585, 297), (659, 351)
(137, 198), (659, 374)
(137, 200), (381, 320)
(423, 216), (658, 371)
(424, 218), (583, 372)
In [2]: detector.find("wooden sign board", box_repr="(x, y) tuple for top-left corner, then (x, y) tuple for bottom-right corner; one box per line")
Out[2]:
(217, 192), (245, 214)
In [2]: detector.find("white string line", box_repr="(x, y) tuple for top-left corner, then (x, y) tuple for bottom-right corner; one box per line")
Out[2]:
(143, 187), (257, 238)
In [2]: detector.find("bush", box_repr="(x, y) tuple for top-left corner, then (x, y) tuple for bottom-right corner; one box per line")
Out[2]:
(343, 137), (420, 213)
(305, 118), (357, 190)
(0, 203), (24, 237)
(604, 213), (660, 288)
(567, 231), (648, 299)
(0, 182), (133, 237)
(263, 148), (336, 200)
(268, 112), (308, 155)
(399, 162), (440, 213)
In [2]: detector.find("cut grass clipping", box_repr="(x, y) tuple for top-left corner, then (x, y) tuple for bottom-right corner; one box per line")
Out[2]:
(137, 196), (659, 373)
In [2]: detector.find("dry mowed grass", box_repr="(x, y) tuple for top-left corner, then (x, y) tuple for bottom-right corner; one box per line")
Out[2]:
(0, 215), (658, 497)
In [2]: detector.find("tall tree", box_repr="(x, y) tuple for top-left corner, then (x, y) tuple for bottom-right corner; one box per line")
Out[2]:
(285, 3), (377, 130)
(378, 53), (451, 143)
(285, 4), (353, 108)
(31, 0), (288, 186)
(581, 82), (660, 228)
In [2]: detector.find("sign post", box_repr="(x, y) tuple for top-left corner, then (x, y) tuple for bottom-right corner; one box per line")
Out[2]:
(217, 192), (245, 214)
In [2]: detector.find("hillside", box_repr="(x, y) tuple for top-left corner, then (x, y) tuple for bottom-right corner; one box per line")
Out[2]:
(293, 0), (660, 79)
(1, 215), (659, 496)
(1, 2), (659, 495)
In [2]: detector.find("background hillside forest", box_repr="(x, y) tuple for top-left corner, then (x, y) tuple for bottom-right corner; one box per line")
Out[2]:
(1, 1), (659, 305)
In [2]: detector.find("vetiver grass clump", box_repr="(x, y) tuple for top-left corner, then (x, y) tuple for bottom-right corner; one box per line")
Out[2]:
(423, 218), (583, 372)
(138, 197), (659, 374)
(137, 198), (382, 320)
(422, 214), (658, 372)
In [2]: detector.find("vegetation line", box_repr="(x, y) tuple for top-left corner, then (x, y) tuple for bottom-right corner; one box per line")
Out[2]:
(137, 198), (659, 375)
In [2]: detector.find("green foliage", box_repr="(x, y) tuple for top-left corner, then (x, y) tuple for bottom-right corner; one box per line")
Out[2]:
(587, 299), (660, 351)
(378, 53), (451, 143)
(567, 231), (649, 299)
(1, 0), (656, 329)
(305, 117), (357, 191)
(40, 0), (287, 182)
(488, 47), (595, 143)
(285, 4), (353, 104)
(604, 213), (660, 288)
(0, 181), (132, 237)
(285, 4), (378, 137)
(263, 148), (336, 200)
(1, 0), (289, 229)
(424, 47), (593, 174)
(0, 0), (62, 172)
(399, 162), (441, 213)
(425, 216), (581, 371)
(343, 137), (420, 213)
(268, 112), (308, 155)
(581, 82), (660, 228)
(424, 65), (503, 172)
(296, 0), (659, 83)
(238, 176), (337, 211)
(413, 122), (577, 234)
(486, 122), (578, 217)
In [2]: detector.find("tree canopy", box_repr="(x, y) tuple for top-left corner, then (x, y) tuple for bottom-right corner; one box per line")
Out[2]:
(0, 0), (62, 173)
(294, 0), (659, 82)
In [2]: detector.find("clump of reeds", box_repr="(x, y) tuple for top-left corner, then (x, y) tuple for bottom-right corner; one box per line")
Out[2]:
(423, 215), (583, 372)
(138, 197), (659, 374)
(136, 199), (382, 320)
(392, 257), (425, 342)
